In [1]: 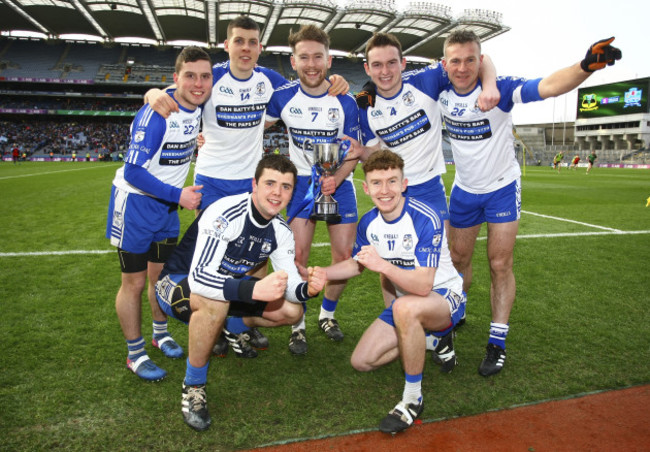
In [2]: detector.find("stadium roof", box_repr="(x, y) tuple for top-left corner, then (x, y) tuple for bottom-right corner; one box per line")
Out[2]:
(0, 0), (509, 60)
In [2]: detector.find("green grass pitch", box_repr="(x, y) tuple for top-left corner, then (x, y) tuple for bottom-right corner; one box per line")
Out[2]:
(1, 161), (648, 451)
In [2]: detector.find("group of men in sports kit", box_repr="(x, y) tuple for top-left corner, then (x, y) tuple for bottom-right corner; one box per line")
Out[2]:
(105, 15), (621, 433)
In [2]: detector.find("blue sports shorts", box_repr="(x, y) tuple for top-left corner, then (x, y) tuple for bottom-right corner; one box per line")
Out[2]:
(156, 273), (268, 324)
(404, 175), (449, 221)
(449, 178), (521, 228)
(378, 289), (466, 336)
(106, 185), (179, 254)
(194, 173), (252, 210)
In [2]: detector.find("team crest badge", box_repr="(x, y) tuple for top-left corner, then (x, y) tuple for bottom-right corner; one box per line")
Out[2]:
(261, 240), (272, 254)
(403, 234), (413, 250)
(432, 233), (441, 247)
(213, 216), (229, 235)
(255, 82), (266, 96)
(402, 91), (415, 106)
(328, 108), (340, 122)
(134, 130), (145, 143)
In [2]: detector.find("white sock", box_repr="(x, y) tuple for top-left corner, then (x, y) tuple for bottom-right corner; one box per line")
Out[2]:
(292, 314), (306, 331)
(319, 306), (335, 320)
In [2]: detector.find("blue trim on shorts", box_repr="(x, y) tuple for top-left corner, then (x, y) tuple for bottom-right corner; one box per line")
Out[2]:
(194, 173), (252, 210)
(404, 176), (449, 221)
(377, 289), (466, 335)
(378, 300), (396, 327)
(286, 176), (358, 224)
(449, 179), (521, 228)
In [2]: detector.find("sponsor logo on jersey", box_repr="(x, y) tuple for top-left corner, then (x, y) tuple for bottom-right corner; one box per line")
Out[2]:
(219, 86), (234, 95)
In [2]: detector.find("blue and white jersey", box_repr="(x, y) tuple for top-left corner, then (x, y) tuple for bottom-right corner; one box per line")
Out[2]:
(359, 64), (448, 185)
(439, 77), (543, 194)
(197, 62), (287, 180)
(267, 81), (360, 176)
(188, 193), (308, 303)
(112, 92), (201, 195)
(354, 197), (462, 297)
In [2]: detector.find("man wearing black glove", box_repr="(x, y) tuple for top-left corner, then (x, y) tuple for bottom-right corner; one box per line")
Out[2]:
(439, 31), (621, 378)
(581, 37), (622, 72)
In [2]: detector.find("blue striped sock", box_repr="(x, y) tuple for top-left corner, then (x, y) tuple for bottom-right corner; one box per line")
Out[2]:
(184, 358), (209, 386)
(488, 322), (509, 350)
(152, 320), (168, 340)
(127, 337), (147, 361)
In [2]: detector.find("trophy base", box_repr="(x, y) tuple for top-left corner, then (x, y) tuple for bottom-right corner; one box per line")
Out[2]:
(310, 212), (342, 223)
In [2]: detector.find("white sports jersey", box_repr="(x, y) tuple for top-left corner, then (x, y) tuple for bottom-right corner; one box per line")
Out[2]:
(188, 193), (306, 303)
(359, 64), (448, 185)
(112, 95), (201, 196)
(354, 197), (462, 297)
(266, 81), (360, 177)
(197, 62), (287, 179)
(440, 77), (543, 193)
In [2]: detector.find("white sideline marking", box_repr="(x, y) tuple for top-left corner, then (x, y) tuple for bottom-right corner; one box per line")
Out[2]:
(2, 230), (649, 257)
(0, 164), (120, 180)
(522, 210), (622, 232)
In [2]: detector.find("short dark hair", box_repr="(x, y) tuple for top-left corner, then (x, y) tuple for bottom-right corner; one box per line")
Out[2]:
(288, 24), (330, 52)
(227, 15), (260, 38)
(443, 30), (482, 56)
(255, 154), (297, 185)
(362, 149), (404, 175)
(365, 32), (403, 60)
(174, 46), (211, 73)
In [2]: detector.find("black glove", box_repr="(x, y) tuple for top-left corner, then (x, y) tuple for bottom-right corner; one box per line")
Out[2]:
(580, 37), (622, 72)
(356, 80), (377, 109)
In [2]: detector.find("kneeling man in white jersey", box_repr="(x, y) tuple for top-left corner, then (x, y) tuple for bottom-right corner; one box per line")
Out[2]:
(314, 150), (465, 434)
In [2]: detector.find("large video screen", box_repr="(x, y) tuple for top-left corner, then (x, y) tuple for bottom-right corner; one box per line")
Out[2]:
(576, 77), (649, 119)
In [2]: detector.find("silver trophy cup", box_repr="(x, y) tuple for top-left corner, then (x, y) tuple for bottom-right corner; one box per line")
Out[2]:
(307, 140), (344, 222)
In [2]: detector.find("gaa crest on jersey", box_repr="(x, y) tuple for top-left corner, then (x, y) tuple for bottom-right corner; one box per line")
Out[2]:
(370, 233), (379, 244)
(327, 108), (340, 123)
(255, 82), (266, 96)
(402, 91), (415, 107)
(170, 120), (180, 129)
(134, 130), (145, 143)
(402, 234), (413, 251)
(213, 216), (229, 236)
